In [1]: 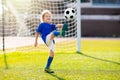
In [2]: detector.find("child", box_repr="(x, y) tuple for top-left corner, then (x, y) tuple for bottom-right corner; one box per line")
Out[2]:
(34, 10), (68, 73)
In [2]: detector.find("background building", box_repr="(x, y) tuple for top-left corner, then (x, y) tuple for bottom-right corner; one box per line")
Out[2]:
(0, 0), (120, 37)
(81, 0), (120, 37)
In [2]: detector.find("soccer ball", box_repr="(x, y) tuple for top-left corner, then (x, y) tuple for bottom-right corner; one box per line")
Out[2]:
(64, 8), (75, 20)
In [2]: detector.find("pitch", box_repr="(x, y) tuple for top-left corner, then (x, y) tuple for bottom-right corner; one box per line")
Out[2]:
(0, 38), (120, 80)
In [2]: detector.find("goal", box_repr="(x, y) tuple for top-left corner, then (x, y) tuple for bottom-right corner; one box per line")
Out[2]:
(0, 0), (81, 53)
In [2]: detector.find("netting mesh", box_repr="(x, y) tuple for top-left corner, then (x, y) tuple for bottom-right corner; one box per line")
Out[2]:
(0, 0), (78, 52)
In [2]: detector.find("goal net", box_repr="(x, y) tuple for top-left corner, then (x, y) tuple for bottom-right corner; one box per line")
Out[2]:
(0, 0), (80, 53)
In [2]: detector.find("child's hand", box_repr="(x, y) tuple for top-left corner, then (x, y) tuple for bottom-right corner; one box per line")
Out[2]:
(34, 41), (38, 47)
(34, 32), (39, 47)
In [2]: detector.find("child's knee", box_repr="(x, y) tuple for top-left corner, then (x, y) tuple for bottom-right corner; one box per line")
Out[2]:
(50, 34), (55, 40)
(53, 31), (60, 36)
(50, 50), (54, 57)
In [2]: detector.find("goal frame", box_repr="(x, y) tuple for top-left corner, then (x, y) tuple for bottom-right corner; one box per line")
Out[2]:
(77, 0), (81, 53)
(1, 0), (81, 53)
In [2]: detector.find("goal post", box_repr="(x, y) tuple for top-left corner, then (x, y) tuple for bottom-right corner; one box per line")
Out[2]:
(1, 0), (8, 69)
(77, 0), (81, 53)
(0, 0), (81, 53)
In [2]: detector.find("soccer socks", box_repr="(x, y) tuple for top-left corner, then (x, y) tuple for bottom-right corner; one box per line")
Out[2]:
(62, 23), (68, 31)
(60, 23), (68, 37)
(52, 23), (68, 37)
(53, 31), (60, 36)
(45, 56), (53, 69)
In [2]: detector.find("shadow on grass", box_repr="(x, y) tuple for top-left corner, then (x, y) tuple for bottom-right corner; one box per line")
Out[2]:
(48, 73), (65, 80)
(77, 52), (120, 65)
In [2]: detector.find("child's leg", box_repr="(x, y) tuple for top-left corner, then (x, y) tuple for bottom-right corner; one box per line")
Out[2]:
(45, 42), (54, 69)
(46, 31), (60, 46)
(60, 23), (68, 37)
(45, 41), (55, 73)
(45, 30), (61, 69)
(45, 34), (55, 73)
(51, 23), (68, 37)
(50, 31), (60, 40)
(50, 23), (68, 39)
(48, 27), (68, 42)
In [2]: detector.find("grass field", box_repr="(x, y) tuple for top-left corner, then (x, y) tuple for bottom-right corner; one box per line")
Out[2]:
(0, 38), (120, 80)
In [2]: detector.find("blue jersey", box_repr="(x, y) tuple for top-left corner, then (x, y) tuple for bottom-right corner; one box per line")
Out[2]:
(36, 22), (56, 43)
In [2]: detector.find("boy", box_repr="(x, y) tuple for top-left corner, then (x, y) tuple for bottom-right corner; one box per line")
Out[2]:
(34, 10), (68, 73)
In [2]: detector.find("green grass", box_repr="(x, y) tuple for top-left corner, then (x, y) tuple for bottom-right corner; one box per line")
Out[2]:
(0, 38), (120, 80)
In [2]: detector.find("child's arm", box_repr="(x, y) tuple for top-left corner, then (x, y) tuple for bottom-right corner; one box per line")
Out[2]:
(56, 23), (68, 31)
(56, 24), (63, 28)
(34, 32), (39, 47)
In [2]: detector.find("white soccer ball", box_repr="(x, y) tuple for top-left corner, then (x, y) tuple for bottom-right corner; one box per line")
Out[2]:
(64, 8), (76, 20)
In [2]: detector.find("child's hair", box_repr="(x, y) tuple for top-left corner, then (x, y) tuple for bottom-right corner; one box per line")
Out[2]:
(40, 10), (52, 22)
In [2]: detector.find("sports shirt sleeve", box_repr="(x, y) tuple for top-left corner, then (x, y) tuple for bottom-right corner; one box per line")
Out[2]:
(51, 24), (57, 31)
(36, 23), (43, 33)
